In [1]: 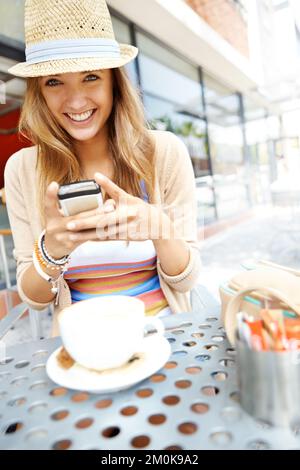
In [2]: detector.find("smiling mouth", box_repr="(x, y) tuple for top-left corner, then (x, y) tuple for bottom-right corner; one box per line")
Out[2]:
(64, 109), (97, 123)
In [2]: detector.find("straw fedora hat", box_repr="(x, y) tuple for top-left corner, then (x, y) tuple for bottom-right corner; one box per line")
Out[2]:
(8, 0), (138, 78)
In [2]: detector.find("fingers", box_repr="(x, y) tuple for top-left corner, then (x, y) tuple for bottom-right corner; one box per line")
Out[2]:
(66, 203), (138, 232)
(44, 182), (61, 219)
(94, 172), (128, 202)
(67, 228), (98, 242)
(66, 224), (129, 242)
(103, 199), (116, 213)
(67, 226), (122, 242)
(66, 208), (127, 232)
(66, 222), (148, 242)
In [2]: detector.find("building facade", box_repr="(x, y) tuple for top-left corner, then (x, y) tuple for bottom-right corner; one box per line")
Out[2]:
(0, 0), (289, 226)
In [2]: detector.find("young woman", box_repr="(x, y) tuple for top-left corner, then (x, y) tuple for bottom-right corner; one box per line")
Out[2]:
(4, 0), (201, 336)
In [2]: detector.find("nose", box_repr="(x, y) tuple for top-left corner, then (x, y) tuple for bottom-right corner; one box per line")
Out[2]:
(63, 87), (90, 113)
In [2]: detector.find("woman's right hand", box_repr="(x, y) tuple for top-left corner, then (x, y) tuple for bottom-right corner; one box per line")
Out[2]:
(43, 181), (115, 260)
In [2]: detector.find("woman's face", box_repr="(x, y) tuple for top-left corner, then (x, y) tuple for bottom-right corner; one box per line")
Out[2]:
(40, 69), (114, 142)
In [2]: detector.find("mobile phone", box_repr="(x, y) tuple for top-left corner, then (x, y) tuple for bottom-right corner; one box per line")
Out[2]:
(58, 180), (103, 216)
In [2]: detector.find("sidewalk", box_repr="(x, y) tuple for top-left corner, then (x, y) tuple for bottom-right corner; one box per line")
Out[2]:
(1, 204), (299, 345)
(198, 204), (300, 298)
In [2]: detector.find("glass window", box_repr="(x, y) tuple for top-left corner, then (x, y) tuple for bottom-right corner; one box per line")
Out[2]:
(204, 72), (249, 218)
(111, 16), (138, 87)
(267, 116), (280, 140)
(137, 32), (214, 222)
(244, 98), (276, 204)
(195, 176), (216, 226)
(144, 93), (214, 223)
(136, 31), (203, 116)
(144, 94), (208, 175)
(137, 31), (209, 175)
(243, 96), (266, 122)
(0, 0), (25, 43)
(137, 33), (215, 227)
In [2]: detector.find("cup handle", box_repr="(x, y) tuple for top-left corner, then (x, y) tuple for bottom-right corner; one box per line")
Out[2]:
(143, 317), (165, 337)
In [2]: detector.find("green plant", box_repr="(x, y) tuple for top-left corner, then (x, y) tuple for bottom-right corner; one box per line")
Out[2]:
(150, 115), (205, 138)
(149, 115), (176, 132)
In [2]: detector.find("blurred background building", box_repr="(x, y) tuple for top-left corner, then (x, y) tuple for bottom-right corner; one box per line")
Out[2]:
(1, 0), (300, 226)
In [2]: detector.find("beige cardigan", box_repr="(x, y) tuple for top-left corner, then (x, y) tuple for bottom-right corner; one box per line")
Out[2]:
(4, 130), (201, 335)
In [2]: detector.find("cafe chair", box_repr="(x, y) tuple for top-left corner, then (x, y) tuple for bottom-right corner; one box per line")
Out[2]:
(0, 298), (51, 342)
(0, 187), (48, 341)
(0, 187), (12, 290)
(190, 284), (220, 320)
(0, 294), (50, 342)
(0, 302), (29, 341)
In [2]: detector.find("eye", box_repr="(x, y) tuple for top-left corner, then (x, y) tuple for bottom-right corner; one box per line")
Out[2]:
(45, 78), (60, 87)
(85, 74), (100, 82)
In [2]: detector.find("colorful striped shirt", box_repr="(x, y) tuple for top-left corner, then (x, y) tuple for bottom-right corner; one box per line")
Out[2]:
(63, 240), (170, 316)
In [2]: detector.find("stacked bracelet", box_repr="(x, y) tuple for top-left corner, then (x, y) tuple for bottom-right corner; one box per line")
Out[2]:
(33, 230), (71, 306)
(38, 229), (70, 267)
(34, 240), (61, 271)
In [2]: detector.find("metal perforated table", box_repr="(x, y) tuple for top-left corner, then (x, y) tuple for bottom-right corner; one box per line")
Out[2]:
(0, 311), (299, 450)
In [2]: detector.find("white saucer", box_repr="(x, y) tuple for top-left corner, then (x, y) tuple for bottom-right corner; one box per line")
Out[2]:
(46, 335), (171, 394)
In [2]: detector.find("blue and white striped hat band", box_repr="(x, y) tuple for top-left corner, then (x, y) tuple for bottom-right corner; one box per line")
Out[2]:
(26, 38), (121, 65)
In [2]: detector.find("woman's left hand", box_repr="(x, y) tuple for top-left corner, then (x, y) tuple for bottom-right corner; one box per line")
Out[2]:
(65, 172), (170, 242)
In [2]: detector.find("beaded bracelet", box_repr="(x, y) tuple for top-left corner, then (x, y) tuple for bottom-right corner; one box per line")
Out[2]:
(33, 230), (71, 306)
(34, 240), (61, 271)
(39, 229), (70, 266)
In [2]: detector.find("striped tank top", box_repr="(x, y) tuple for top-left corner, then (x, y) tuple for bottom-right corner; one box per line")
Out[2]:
(63, 180), (171, 317)
(63, 239), (170, 316)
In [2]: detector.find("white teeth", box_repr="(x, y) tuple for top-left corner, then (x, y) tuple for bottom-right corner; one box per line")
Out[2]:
(67, 110), (94, 122)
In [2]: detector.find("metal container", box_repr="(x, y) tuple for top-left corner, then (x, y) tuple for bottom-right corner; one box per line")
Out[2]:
(236, 337), (300, 427)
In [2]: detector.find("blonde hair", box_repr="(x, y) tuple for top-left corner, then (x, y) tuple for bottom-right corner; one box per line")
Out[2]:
(18, 67), (156, 231)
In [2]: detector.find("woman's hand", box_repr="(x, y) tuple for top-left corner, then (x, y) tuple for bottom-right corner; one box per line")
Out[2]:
(43, 180), (116, 259)
(64, 172), (171, 244)
(43, 173), (186, 279)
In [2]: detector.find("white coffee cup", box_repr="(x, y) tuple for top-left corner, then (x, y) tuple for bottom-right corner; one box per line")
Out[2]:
(58, 295), (164, 371)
